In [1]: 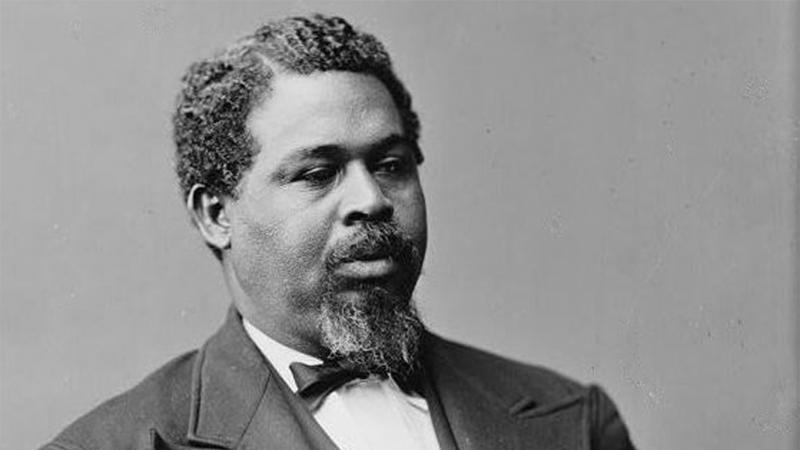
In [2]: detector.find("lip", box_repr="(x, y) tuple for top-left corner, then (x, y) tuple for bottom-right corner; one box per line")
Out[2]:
(335, 257), (398, 279)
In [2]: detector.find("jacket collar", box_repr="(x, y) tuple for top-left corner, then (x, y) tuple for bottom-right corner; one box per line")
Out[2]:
(184, 306), (336, 449)
(185, 306), (269, 447)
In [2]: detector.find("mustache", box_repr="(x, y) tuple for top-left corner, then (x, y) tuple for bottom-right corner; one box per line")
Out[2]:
(326, 222), (415, 268)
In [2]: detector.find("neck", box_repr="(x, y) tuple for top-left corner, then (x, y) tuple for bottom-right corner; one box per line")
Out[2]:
(220, 255), (329, 359)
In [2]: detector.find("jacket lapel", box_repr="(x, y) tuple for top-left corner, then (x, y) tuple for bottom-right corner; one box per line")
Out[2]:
(238, 356), (339, 450)
(183, 307), (337, 450)
(422, 333), (588, 450)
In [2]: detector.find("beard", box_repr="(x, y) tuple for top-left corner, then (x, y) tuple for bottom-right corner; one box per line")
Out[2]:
(318, 286), (424, 377)
(317, 222), (425, 377)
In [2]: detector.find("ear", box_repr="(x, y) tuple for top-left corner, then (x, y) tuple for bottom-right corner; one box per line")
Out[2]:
(187, 184), (232, 252)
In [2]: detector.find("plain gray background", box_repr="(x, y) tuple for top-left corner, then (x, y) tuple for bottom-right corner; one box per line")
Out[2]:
(1, 1), (797, 449)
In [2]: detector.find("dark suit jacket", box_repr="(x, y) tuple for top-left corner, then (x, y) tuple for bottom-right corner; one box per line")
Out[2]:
(43, 308), (635, 450)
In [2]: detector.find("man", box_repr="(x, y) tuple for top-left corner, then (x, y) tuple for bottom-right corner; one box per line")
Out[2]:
(43, 14), (635, 450)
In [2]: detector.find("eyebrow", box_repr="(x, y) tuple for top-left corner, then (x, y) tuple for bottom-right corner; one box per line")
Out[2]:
(272, 134), (417, 181)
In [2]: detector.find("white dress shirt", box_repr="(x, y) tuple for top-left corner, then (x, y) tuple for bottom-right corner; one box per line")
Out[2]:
(243, 319), (441, 450)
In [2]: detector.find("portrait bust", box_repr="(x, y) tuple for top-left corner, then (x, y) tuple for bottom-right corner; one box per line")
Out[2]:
(40, 13), (633, 450)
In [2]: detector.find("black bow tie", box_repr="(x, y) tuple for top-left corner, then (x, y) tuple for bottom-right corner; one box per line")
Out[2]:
(289, 361), (370, 410)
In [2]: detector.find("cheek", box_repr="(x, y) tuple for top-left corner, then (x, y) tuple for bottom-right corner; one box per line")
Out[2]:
(232, 208), (333, 289)
(396, 187), (428, 248)
(279, 215), (332, 267)
(229, 216), (282, 293)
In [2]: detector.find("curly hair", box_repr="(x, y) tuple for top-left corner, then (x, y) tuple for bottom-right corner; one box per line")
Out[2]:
(173, 14), (421, 201)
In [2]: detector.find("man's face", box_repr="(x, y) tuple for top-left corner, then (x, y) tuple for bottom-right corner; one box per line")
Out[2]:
(225, 71), (427, 361)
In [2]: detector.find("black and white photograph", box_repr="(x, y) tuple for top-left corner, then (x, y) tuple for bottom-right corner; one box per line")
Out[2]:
(1, 2), (797, 449)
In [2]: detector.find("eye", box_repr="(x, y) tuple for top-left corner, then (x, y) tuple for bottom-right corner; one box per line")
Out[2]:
(374, 156), (409, 175)
(295, 165), (338, 186)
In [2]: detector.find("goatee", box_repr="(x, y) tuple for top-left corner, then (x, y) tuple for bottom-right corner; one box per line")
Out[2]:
(318, 286), (424, 377)
(318, 222), (425, 377)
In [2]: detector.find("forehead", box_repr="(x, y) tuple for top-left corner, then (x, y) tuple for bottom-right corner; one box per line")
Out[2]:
(246, 71), (403, 166)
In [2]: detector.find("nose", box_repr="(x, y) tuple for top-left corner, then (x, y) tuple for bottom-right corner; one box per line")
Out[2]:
(339, 162), (394, 225)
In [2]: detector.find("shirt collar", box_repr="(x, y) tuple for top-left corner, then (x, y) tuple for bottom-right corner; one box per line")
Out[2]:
(242, 318), (321, 392)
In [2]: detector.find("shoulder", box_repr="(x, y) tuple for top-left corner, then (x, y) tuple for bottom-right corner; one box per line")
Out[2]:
(424, 334), (636, 449)
(425, 333), (584, 399)
(43, 350), (198, 450)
